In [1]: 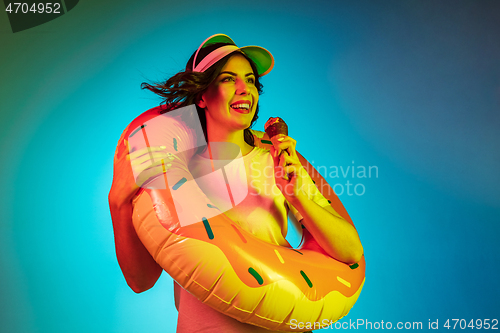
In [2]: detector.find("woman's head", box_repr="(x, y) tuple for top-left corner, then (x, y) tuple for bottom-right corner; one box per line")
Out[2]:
(141, 34), (273, 145)
(184, 42), (265, 108)
(197, 53), (259, 133)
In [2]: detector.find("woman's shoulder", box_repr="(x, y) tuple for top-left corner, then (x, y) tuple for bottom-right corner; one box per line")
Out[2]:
(244, 146), (272, 166)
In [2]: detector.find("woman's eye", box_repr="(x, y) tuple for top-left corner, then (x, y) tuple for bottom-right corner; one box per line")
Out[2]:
(221, 76), (255, 84)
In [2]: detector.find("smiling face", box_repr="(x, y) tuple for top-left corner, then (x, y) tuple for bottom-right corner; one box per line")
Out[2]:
(197, 53), (259, 132)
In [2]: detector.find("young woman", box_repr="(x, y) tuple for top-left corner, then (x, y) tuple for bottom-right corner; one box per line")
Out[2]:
(109, 34), (363, 332)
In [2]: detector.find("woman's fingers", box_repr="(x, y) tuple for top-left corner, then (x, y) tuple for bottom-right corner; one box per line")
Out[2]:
(130, 146), (174, 167)
(131, 149), (169, 164)
(132, 151), (173, 167)
(282, 164), (301, 176)
(276, 141), (296, 153)
(133, 155), (171, 178)
(279, 150), (299, 167)
(272, 136), (297, 158)
(144, 161), (172, 174)
(276, 152), (303, 181)
(128, 146), (176, 185)
(136, 160), (173, 186)
(139, 158), (172, 170)
(271, 137), (302, 182)
(129, 146), (166, 160)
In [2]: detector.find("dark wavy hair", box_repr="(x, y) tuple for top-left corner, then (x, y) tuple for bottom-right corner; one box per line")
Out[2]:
(141, 42), (264, 146)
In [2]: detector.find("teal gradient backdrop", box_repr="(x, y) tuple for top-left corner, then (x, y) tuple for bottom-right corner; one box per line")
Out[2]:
(1, 1), (499, 332)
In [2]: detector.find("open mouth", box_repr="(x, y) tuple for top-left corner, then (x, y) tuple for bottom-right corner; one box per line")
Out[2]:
(230, 102), (251, 114)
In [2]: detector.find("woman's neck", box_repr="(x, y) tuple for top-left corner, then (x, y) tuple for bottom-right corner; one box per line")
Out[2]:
(206, 121), (253, 156)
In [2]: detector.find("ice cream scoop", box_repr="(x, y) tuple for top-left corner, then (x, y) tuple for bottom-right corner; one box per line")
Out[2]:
(264, 117), (288, 139)
(265, 117), (290, 166)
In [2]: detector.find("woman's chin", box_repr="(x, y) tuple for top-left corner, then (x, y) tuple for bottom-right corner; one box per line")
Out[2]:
(230, 114), (254, 129)
(234, 123), (253, 131)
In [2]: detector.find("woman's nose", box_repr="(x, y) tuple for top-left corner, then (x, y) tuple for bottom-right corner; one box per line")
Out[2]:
(235, 78), (250, 95)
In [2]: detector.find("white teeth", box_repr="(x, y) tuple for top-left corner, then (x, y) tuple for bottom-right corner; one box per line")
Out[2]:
(231, 103), (250, 110)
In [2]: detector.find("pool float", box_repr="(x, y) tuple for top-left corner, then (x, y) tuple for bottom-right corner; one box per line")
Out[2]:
(122, 104), (365, 331)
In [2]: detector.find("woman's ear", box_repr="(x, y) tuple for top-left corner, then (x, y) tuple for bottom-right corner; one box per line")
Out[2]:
(197, 94), (207, 108)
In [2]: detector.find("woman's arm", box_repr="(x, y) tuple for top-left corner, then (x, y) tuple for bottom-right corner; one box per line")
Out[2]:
(287, 184), (363, 264)
(109, 142), (170, 293)
(109, 194), (162, 293)
(271, 136), (363, 264)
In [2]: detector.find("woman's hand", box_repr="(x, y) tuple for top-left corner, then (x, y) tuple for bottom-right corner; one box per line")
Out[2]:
(269, 135), (307, 202)
(129, 146), (174, 188)
(109, 144), (174, 208)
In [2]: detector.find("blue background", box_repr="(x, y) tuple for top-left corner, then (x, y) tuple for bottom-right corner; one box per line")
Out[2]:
(1, 0), (499, 332)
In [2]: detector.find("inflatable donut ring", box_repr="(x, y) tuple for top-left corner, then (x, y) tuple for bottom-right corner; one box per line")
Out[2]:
(124, 105), (365, 332)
